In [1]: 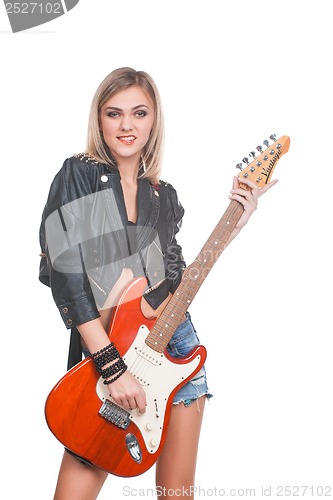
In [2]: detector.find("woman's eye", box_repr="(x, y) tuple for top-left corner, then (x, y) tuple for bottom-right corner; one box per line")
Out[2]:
(107, 111), (119, 118)
(136, 110), (147, 117)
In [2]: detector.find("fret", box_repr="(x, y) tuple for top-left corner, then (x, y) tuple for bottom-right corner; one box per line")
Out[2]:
(164, 302), (187, 319)
(154, 320), (174, 334)
(194, 257), (212, 273)
(181, 273), (202, 289)
(147, 337), (165, 350)
(174, 287), (195, 305)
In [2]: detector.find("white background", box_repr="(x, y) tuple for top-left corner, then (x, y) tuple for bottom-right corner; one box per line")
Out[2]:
(1, 0), (332, 498)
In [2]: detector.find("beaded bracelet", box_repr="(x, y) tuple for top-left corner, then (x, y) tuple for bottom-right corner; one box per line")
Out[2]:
(91, 343), (120, 373)
(100, 359), (127, 380)
(91, 342), (128, 383)
(92, 343), (115, 357)
(103, 360), (128, 385)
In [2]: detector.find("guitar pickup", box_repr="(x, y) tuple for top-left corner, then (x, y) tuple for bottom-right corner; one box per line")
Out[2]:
(99, 399), (130, 429)
(136, 346), (163, 366)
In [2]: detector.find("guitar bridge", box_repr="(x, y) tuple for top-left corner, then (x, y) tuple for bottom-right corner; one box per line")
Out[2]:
(99, 399), (130, 429)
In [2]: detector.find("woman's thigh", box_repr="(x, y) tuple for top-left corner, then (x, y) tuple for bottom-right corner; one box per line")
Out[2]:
(53, 450), (108, 500)
(156, 395), (206, 495)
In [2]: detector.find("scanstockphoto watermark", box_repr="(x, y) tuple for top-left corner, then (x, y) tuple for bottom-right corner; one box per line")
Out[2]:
(2, 0), (80, 32)
(123, 485), (333, 497)
(123, 485), (257, 497)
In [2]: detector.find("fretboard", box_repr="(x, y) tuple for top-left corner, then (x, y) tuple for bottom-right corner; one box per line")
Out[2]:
(145, 199), (244, 352)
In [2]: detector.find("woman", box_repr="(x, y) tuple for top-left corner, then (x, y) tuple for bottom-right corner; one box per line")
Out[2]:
(39, 67), (277, 499)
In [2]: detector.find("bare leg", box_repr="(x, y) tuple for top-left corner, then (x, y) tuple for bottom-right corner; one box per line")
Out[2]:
(156, 396), (206, 499)
(53, 451), (108, 500)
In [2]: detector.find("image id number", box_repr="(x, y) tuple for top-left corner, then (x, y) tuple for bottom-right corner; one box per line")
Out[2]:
(276, 486), (332, 496)
(5, 3), (62, 14)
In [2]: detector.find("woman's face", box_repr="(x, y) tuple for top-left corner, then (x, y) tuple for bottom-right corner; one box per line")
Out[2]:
(100, 85), (155, 167)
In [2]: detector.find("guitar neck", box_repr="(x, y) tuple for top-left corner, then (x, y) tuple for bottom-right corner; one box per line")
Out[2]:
(145, 199), (244, 352)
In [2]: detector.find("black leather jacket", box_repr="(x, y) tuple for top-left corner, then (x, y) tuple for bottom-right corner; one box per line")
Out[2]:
(39, 154), (186, 366)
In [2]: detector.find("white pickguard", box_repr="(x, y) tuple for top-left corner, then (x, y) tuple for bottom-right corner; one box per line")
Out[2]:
(96, 324), (202, 454)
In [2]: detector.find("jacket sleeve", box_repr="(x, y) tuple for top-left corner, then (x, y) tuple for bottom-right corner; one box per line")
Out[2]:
(39, 157), (100, 328)
(143, 182), (186, 309)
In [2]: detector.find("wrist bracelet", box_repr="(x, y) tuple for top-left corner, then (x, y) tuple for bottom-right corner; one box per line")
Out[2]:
(103, 363), (128, 385)
(92, 343), (115, 357)
(92, 345), (120, 373)
(100, 358), (127, 379)
(91, 342), (128, 383)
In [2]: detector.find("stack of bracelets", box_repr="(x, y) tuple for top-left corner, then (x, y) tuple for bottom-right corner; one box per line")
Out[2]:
(91, 342), (128, 385)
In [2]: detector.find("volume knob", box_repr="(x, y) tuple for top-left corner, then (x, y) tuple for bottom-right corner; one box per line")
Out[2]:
(145, 423), (153, 431)
(149, 439), (158, 448)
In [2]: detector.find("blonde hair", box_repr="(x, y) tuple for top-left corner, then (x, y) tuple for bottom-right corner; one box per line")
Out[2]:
(87, 67), (164, 184)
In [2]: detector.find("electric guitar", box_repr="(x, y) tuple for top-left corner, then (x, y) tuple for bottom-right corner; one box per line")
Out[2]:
(45, 134), (290, 477)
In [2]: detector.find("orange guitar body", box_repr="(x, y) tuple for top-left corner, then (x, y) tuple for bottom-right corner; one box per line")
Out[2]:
(45, 277), (207, 477)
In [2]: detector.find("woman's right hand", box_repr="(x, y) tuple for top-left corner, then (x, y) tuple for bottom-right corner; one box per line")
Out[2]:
(107, 370), (147, 413)
(77, 317), (147, 413)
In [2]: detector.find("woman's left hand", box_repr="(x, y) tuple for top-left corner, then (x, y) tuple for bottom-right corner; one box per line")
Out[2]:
(228, 175), (278, 229)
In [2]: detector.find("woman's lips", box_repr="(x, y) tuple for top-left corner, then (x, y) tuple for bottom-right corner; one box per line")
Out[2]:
(117, 135), (136, 145)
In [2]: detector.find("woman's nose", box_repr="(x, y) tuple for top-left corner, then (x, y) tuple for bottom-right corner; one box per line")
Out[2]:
(121, 115), (133, 131)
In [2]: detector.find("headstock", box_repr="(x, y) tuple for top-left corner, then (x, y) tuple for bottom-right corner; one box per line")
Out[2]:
(236, 134), (290, 189)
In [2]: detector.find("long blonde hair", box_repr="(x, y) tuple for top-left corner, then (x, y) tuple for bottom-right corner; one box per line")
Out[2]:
(87, 67), (164, 184)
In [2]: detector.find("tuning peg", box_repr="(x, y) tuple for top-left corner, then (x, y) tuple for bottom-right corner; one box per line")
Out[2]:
(263, 139), (269, 148)
(249, 151), (256, 159)
(269, 134), (277, 142)
(242, 157), (249, 165)
(256, 145), (263, 154)
(236, 163), (243, 171)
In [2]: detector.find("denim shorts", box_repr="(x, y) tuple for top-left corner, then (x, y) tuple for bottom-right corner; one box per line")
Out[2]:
(167, 312), (212, 407)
